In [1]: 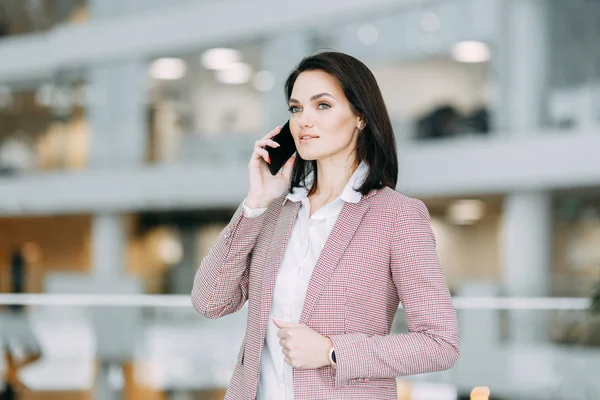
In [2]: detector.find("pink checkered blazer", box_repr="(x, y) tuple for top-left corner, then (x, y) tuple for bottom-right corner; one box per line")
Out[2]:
(192, 187), (460, 400)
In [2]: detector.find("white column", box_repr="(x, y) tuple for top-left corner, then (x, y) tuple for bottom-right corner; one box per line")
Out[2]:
(90, 213), (127, 280)
(491, 0), (549, 135)
(87, 60), (148, 168)
(86, 0), (148, 274)
(488, 0), (509, 134)
(261, 31), (312, 131)
(87, 59), (145, 283)
(505, 0), (550, 134)
(87, 2), (147, 398)
(502, 192), (552, 342)
(500, 0), (553, 343)
(503, 193), (552, 296)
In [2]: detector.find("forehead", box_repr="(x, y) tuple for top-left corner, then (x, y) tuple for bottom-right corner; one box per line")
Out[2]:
(290, 70), (343, 99)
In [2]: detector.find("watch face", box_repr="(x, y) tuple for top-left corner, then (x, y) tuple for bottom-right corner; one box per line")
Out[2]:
(329, 347), (336, 365)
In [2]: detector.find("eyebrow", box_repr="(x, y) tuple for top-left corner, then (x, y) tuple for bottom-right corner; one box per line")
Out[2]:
(289, 92), (335, 103)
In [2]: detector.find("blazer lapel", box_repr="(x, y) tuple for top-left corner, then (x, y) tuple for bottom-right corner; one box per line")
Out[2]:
(259, 200), (301, 325)
(298, 197), (371, 325)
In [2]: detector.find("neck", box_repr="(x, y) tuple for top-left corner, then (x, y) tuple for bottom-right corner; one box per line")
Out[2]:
(312, 156), (359, 201)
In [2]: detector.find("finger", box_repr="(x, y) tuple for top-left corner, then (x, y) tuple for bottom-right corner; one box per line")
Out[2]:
(284, 356), (292, 366)
(255, 138), (280, 149)
(263, 126), (282, 140)
(252, 146), (270, 163)
(274, 318), (304, 330)
(273, 318), (294, 329)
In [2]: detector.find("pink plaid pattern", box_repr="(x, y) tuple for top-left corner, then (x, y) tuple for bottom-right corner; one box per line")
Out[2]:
(192, 187), (460, 400)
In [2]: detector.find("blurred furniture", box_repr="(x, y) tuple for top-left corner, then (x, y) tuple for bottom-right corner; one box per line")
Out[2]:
(0, 310), (42, 398)
(416, 105), (461, 140)
(414, 105), (490, 140)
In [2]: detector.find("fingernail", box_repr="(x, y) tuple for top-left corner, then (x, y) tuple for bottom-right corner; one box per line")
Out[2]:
(267, 156), (271, 164)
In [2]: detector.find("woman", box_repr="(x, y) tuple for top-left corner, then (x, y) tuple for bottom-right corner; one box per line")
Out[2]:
(192, 51), (460, 400)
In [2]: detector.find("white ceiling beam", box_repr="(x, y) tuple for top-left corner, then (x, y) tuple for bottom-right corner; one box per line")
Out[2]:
(0, 0), (437, 82)
(0, 129), (598, 216)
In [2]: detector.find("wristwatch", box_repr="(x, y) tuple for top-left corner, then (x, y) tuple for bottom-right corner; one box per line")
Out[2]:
(328, 344), (337, 366)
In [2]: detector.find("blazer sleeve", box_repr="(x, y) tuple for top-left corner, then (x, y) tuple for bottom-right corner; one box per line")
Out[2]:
(191, 201), (268, 319)
(329, 198), (460, 387)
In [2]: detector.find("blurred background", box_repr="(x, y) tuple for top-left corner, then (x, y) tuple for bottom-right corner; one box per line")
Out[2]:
(0, 0), (599, 399)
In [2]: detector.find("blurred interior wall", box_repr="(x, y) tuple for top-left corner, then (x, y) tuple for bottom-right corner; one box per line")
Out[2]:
(1, 211), (599, 296)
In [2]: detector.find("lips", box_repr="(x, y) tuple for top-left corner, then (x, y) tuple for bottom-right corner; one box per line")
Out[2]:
(299, 133), (319, 142)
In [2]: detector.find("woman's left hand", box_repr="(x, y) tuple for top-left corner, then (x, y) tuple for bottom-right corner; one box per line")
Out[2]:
(273, 318), (332, 369)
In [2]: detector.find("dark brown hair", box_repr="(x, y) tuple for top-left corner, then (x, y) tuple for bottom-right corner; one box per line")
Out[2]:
(284, 51), (398, 196)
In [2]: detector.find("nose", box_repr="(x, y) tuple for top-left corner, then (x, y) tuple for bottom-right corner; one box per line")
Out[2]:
(296, 111), (314, 129)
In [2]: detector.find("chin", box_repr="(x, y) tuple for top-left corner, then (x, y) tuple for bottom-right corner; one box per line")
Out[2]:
(299, 152), (331, 162)
(297, 150), (319, 161)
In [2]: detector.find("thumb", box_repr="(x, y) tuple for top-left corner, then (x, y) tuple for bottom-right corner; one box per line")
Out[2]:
(272, 318), (296, 329)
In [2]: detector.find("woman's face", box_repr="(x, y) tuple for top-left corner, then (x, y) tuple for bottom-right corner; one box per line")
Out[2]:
(288, 70), (364, 163)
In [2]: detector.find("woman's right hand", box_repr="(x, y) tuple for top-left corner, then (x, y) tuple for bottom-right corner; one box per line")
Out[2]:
(246, 126), (296, 209)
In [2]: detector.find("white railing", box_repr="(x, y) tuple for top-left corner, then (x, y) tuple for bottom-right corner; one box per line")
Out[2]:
(0, 294), (590, 309)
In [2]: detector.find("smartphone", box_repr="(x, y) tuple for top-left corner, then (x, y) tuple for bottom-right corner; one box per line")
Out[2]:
(266, 121), (296, 175)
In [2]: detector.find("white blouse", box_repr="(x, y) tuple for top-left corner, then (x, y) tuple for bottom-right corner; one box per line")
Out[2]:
(242, 162), (369, 400)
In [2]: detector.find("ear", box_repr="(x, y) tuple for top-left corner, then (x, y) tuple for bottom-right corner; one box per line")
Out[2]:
(356, 115), (367, 131)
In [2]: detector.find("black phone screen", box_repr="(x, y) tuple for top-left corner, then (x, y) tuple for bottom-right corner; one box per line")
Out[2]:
(266, 121), (296, 175)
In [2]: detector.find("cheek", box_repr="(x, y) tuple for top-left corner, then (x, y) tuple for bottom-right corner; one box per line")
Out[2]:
(316, 131), (354, 157)
(322, 111), (354, 135)
(330, 120), (357, 145)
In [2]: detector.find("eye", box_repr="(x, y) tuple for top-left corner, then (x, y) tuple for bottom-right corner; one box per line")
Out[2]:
(288, 105), (301, 113)
(317, 103), (331, 110)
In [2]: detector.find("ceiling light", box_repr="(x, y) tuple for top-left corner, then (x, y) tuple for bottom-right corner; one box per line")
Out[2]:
(216, 62), (253, 85)
(200, 48), (242, 70)
(253, 70), (276, 92)
(149, 58), (187, 80)
(357, 24), (379, 46)
(446, 199), (486, 225)
(451, 41), (491, 63)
